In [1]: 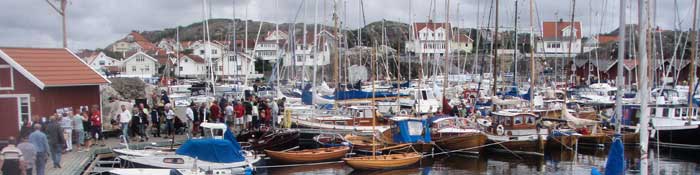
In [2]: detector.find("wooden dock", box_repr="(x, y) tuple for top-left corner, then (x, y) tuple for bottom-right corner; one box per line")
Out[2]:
(44, 135), (187, 175)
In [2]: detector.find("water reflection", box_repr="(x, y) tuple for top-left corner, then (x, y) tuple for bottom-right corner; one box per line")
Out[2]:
(259, 146), (700, 175)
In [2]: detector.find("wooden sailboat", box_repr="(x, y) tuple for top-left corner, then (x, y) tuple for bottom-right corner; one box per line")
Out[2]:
(485, 111), (548, 156)
(264, 146), (350, 164)
(431, 117), (487, 154)
(343, 45), (421, 171)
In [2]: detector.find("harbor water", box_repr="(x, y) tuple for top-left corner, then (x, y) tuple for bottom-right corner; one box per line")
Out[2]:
(258, 146), (700, 175)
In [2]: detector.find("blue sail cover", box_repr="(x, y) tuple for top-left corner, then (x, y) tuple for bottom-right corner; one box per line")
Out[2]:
(329, 90), (407, 100)
(175, 139), (245, 163)
(604, 135), (625, 175)
(224, 129), (242, 151)
(392, 119), (430, 143)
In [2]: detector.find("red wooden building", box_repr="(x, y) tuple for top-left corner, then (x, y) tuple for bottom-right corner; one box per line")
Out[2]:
(0, 47), (109, 139)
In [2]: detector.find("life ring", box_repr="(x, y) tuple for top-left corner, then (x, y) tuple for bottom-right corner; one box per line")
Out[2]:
(496, 124), (505, 136)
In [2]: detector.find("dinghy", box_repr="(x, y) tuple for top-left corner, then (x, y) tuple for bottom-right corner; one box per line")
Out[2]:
(264, 146), (350, 164)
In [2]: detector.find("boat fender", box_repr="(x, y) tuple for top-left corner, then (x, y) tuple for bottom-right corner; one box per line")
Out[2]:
(496, 124), (505, 136)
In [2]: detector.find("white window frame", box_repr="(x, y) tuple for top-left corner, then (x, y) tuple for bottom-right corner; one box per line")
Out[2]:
(0, 65), (14, 90)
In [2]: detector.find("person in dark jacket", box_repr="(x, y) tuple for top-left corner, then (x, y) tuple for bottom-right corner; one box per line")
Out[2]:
(150, 108), (161, 138)
(45, 115), (64, 168)
(135, 108), (149, 142)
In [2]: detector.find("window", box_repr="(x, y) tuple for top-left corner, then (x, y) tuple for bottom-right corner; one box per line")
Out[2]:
(200, 50), (205, 55)
(0, 65), (13, 90)
(526, 116), (536, 125)
(219, 66), (223, 71)
(229, 56), (236, 62)
(132, 66), (136, 72)
(179, 66), (183, 71)
(212, 49), (217, 54)
(513, 116), (523, 125)
(237, 65), (242, 71)
(547, 42), (561, 48)
(99, 60), (106, 66)
(145, 65), (150, 72)
(19, 97), (29, 124)
(184, 59), (188, 63)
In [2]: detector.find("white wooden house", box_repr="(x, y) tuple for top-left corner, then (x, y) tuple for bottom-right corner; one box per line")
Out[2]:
(121, 51), (158, 77)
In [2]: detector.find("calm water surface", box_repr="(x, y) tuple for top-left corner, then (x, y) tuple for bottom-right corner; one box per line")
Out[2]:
(258, 146), (700, 175)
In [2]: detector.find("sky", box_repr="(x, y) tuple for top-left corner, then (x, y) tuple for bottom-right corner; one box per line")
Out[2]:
(0, 0), (694, 51)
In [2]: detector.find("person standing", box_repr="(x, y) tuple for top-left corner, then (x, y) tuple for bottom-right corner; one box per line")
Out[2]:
(89, 105), (104, 147)
(234, 101), (245, 131)
(165, 104), (176, 138)
(17, 136), (36, 175)
(251, 97), (260, 129)
(243, 98), (253, 130)
(0, 137), (24, 175)
(185, 103), (194, 136)
(224, 102), (234, 124)
(59, 113), (73, 152)
(72, 110), (86, 152)
(209, 101), (221, 123)
(134, 108), (149, 142)
(28, 124), (49, 175)
(45, 115), (64, 168)
(270, 99), (279, 128)
(150, 108), (161, 138)
(118, 105), (132, 142)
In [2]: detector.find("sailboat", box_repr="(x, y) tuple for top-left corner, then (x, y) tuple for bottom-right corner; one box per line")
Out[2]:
(343, 46), (422, 171)
(431, 116), (487, 154)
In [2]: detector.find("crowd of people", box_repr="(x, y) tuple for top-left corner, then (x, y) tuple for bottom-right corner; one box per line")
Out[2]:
(0, 104), (105, 175)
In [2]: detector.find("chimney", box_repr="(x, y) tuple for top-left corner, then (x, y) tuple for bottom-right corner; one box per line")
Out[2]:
(559, 18), (563, 23)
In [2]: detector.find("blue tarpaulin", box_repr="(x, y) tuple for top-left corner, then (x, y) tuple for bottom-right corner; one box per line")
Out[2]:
(392, 119), (431, 143)
(224, 129), (242, 151)
(604, 135), (625, 175)
(175, 139), (246, 163)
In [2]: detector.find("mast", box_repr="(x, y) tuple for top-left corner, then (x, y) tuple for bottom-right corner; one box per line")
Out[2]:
(442, 0), (451, 111)
(689, 0), (698, 125)
(491, 0), (500, 107)
(371, 47), (377, 159)
(528, 0), (535, 110)
(615, 0), (626, 134)
(275, 0), (280, 89)
(513, 0), (519, 86)
(312, 0), (320, 105)
(637, 0), (651, 174)
(567, 0), (576, 85)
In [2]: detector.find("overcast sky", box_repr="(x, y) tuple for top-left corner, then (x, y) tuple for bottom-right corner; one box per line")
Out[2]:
(0, 0), (694, 51)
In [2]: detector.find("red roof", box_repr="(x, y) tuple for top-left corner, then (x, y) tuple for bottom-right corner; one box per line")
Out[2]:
(413, 21), (451, 37)
(595, 35), (619, 44)
(542, 21), (582, 40)
(0, 47), (109, 89)
(185, 54), (206, 63)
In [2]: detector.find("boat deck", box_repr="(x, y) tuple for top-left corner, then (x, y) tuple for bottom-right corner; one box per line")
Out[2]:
(45, 135), (187, 175)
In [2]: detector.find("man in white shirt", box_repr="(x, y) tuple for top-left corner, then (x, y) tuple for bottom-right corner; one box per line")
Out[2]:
(165, 104), (175, 138)
(118, 105), (132, 142)
(224, 102), (234, 124)
(185, 103), (194, 136)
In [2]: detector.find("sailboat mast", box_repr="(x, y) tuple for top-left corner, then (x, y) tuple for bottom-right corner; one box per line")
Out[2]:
(312, 0), (320, 105)
(275, 0), (280, 88)
(528, 0), (535, 110)
(567, 0), (576, 85)
(615, 0), (626, 134)
(371, 47), (377, 159)
(442, 0), (451, 110)
(689, 0), (697, 124)
(513, 0), (519, 85)
(492, 0), (500, 106)
(637, 0), (651, 174)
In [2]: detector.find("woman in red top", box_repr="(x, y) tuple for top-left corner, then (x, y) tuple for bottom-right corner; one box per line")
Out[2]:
(89, 105), (105, 147)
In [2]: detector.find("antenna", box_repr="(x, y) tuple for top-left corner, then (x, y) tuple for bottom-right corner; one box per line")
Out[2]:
(45, 0), (68, 48)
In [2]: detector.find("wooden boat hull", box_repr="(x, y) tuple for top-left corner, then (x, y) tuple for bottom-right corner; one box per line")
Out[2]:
(434, 133), (487, 154)
(264, 146), (350, 164)
(486, 136), (546, 156)
(343, 153), (422, 170)
(547, 135), (579, 149)
(238, 129), (300, 152)
(577, 134), (607, 147)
